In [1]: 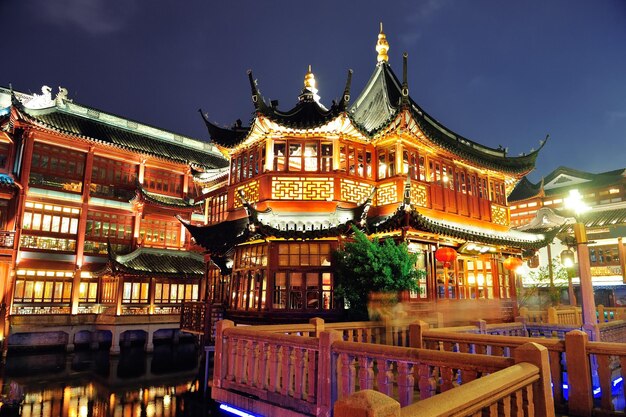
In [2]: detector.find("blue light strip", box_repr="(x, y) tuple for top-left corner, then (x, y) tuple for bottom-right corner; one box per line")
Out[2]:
(219, 404), (259, 417)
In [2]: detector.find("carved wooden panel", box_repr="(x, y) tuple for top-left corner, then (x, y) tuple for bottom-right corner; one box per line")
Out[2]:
(234, 180), (260, 208)
(491, 204), (509, 226)
(410, 183), (429, 208)
(340, 179), (371, 203)
(376, 182), (397, 206)
(272, 177), (333, 200)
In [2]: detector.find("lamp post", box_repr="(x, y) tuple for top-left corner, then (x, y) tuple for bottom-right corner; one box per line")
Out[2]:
(560, 248), (577, 306)
(564, 189), (598, 340)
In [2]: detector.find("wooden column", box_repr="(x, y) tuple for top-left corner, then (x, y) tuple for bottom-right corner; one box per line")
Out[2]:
(148, 277), (155, 314)
(618, 237), (626, 284)
(71, 148), (94, 315)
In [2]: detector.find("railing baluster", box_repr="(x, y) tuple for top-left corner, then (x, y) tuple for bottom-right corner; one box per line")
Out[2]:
(306, 348), (316, 403)
(294, 347), (304, 399)
(280, 345), (292, 396)
(268, 344), (279, 392)
(376, 359), (393, 396)
(256, 341), (267, 389)
(397, 361), (414, 406)
(246, 339), (256, 386)
(596, 353), (614, 411)
(358, 355), (374, 390)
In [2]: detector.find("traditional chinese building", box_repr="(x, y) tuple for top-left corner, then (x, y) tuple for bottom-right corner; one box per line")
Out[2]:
(0, 85), (227, 352)
(185, 27), (555, 325)
(510, 166), (626, 306)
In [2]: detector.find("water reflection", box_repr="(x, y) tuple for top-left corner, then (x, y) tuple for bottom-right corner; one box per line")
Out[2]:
(1, 343), (221, 417)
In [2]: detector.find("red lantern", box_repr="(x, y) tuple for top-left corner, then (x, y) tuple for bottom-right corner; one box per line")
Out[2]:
(503, 256), (523, 272)
(435, 247), (457, 268)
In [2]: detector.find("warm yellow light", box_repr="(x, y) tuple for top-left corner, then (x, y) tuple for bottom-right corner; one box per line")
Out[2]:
(564, 189), (589, 217)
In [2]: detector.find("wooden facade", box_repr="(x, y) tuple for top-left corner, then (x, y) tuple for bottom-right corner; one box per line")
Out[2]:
(0, 85), (226, 348)
(186, 29), (555, 325)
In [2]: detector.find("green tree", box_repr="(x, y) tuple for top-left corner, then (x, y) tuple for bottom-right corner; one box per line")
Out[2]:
(518, 257), (569, 308)
(333, 227), (420, 320)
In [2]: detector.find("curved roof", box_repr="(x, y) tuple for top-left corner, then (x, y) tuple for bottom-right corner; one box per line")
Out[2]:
(10, 92), (227, 170)
(108, 247), (205, 277)
(348, 62), (545, 174)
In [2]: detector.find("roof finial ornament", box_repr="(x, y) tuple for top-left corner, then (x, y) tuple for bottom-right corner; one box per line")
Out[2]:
(401, 52), (409, 101)
(376, 22), (389, 63)
(304, 65), (317, 93)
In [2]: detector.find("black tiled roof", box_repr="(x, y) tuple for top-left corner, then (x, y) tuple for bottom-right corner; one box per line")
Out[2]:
(183, 217), (251, 256)
(369, 206), (556, 250)
(508, 177), (544, 202)
(18, 106), (227, 170)
(110, 247), (205, 277)
(137, 186), (202, 208)
(349, 62), (543, 175)
(200, 110), (250, 148)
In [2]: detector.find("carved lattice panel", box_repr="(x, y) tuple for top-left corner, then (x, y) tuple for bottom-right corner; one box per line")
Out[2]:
(376, 182), (397, 206)
(410, 183), (428, 207)
(491, 204), (509, 226)
(272, 177), (333, 200)
(233, 180), (260, 208)
(340, 179), (371, 203)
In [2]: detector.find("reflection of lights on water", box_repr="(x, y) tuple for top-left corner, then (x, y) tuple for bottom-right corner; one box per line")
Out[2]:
(146, 403), (155, 417)
(79, 405), (88, 417)
(163, 395), (171, 408)
(219, 404), (258, 417)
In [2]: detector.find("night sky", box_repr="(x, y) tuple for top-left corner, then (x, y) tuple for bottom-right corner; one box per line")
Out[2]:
(2, 1), (625, 182)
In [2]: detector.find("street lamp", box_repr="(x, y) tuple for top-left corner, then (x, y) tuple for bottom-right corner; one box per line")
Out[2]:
(564, 189), (598, 339)
(560, 248), (577, 306)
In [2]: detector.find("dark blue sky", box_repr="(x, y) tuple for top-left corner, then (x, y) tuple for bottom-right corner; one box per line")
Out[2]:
(2, 1), (625, 182)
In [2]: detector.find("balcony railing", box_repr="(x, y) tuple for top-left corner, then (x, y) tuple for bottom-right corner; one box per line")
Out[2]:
(0, 231), (15, 248)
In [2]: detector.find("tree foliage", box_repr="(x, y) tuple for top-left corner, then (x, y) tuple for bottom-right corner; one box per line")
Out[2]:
(518, 257), (570, 308)
(333, 227), (420, 319)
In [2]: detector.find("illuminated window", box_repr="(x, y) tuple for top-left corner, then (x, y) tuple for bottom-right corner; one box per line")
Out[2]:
(144, 167), (182, 196)
(29, 142), (85, 193)
(122, 281), (149, 303)
(154, 282), (199, 303)
(14, 269), (73, 303)
(139, 217), (181, 248)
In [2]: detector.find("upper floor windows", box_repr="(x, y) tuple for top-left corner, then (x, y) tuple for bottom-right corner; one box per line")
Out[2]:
(22, 202), (80, 235)
(90, 156), (137, 199)
(30, 142), (85, 193)
(340, 144), (372, 179)
(231, 145), (264, 184)
(272, 140), (332, 174)
(144, 167), (182, 197)
(0, 142), (9, 169)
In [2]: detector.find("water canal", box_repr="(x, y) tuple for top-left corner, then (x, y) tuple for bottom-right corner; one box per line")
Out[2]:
(0, 342), (227, 417)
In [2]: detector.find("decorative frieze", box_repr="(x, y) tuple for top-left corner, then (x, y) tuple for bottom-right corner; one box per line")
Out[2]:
(410, 183), (429, 207)
(376, 182), (397, 206)
(272, 177), (333, 200)
(340, 179), (371, 203)
(491, 204), (509, 226)
(234, 180), (260, 208)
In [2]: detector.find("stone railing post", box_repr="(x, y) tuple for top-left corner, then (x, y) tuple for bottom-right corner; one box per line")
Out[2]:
(309, 317), (325, 337)
(471, 319), (487, 334)
(518, 306), (528, 321)
(334, 390), (400, 417)
(512, 342), (555, 417)
(547, 306), (557, 324)
(515, 315), (528, 335)
(317, 330), (342, 417)
(597, 304), (605, 323)
(565, 330), (593, 415)
(383, 316), (393, 345)
(409, 320), (429, 349)
(213, 319), (234, 389)
(434, 312), (444, 328)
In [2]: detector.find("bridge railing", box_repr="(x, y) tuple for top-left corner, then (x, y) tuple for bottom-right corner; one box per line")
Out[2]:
(213, 319), (554, 417)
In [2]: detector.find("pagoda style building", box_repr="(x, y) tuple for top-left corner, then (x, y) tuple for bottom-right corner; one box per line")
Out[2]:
(186, 27), (554, 325)
(0, 85), (226, 352)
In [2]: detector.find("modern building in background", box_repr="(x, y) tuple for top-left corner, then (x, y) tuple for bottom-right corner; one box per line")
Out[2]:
(185, 28), (554, 325)
(0, 85), (227, 352)
(510, 166), (626, 306)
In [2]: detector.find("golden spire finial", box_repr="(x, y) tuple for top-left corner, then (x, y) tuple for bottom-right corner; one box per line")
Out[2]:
(376, 22), (389, 63)
(304, 64), (317, 91)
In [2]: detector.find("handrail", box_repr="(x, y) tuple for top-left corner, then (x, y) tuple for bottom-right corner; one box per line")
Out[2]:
(399, 362), (540, 417)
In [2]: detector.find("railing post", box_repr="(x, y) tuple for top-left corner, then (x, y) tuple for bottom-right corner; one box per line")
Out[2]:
(317, 330), (342, 417)
(213, 319), (234, 389)
(434, 312), (444, 328)
(334, 390), (400, 417)
(597, 304), (605, 323)
(309, 317), (325, 337)
(471, 319), (487, 334)
(383, 316), (393, 345)
(519, 306), (529, 321)
(512, 342), (555, 417)
(409, 320), (429, 349)
(515, 315), (528, 335)
(565, 330), (593, 416)
(548, 306), (557, 324)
